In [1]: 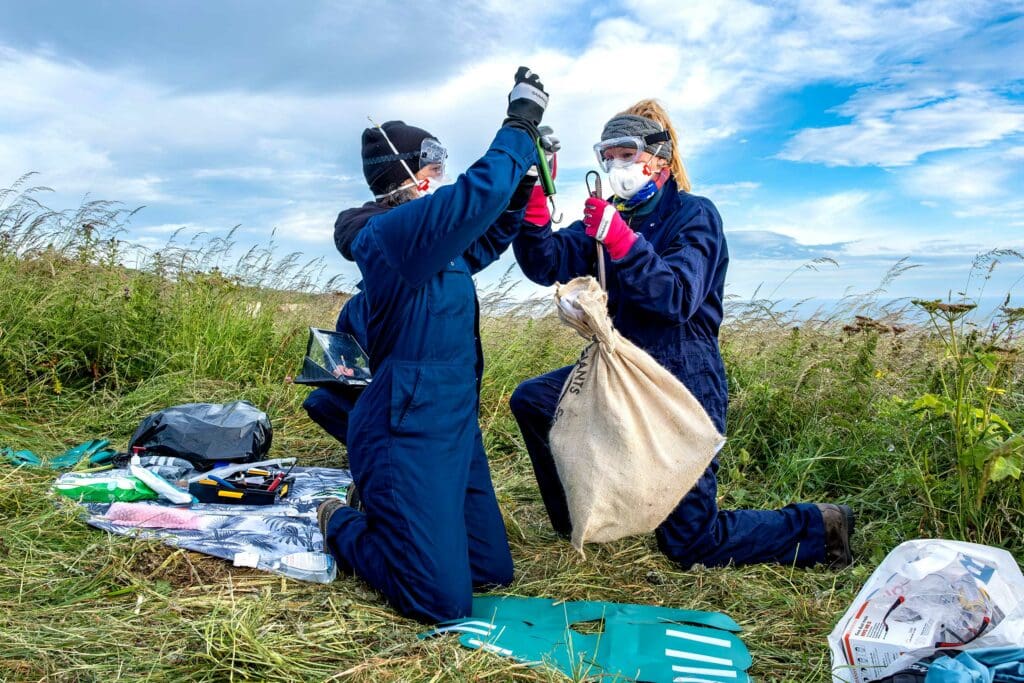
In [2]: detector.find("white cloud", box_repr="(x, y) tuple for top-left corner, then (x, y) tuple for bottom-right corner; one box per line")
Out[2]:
(698, 181), (761, 206)
(780, 90), (1024, 167)
(898, 144), (1024, 225)
(902, 152), (1012, 201)
(729, 190), (876, 245)
(273, 205), (338, 243)
(1, 1), (1021, 300)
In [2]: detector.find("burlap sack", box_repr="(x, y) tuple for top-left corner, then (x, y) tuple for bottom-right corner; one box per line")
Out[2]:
(549, 276), (725, 552)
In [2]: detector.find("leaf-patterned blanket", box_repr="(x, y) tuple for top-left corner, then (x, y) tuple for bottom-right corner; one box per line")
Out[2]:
(72, 466), (351, 583)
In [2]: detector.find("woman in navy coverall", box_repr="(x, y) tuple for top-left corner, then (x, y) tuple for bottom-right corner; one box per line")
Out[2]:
(319, 68), (552, 622)
(510, 100), (853, 570)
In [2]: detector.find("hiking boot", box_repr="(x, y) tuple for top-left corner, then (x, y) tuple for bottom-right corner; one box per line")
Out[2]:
(816, 503), (854, 568)
(317, 497), (347, 538)
(346, 481), (364, 512)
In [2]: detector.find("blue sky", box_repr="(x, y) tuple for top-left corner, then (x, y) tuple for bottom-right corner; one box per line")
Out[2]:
(1, 0), (1022, 305)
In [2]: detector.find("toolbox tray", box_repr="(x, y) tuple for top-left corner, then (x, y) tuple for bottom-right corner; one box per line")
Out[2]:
(189, 475), (294, 505)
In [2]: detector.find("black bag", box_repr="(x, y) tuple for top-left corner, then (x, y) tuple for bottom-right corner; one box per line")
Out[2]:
(128, 401), (272, 470)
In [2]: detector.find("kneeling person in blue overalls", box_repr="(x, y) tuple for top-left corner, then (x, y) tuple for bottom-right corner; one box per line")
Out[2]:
(510, 100), (854, 571)
(318, 67), (551, 623)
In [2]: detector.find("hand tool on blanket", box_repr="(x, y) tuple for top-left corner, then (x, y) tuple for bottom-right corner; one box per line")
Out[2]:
(189, 461), (296, 505)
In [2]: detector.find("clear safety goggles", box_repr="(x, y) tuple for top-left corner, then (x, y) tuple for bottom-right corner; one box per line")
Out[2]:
(418, 138), (447, 176)
(592, 131), (671, 172)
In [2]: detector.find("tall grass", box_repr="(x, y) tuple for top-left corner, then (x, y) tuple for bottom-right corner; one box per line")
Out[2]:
(0, 179), (1022, 681)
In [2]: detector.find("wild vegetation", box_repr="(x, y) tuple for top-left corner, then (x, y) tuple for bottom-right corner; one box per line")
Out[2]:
(1, 176), (1021, 681)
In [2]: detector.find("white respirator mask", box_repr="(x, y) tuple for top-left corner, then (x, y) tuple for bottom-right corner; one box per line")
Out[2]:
(417, 172), (453, 196)
(607, 160), (654, 200)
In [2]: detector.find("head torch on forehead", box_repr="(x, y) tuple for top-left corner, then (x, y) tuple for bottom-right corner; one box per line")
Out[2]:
(593, 130), (671, 172)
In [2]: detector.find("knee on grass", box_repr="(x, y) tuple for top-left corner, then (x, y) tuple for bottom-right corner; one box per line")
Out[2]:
(509, 379), (544, 420)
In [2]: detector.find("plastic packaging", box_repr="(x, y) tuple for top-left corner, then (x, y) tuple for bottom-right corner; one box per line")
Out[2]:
(130, 456), (194, 504)
(277, 551), (337, 583)
(829, 539), (1024, 682)
(128, 401), (272, 469)
(53, 473), (157, 502)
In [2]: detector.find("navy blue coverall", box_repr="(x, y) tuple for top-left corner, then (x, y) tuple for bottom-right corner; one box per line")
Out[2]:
(302, 290), (368, 447)
(510, 178), (827, 568)
(324, 126), (537, 623)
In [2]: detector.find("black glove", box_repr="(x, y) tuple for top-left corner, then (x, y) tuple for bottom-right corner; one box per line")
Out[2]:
(506, 173), (538, 213)
(503, 66), (549, 139)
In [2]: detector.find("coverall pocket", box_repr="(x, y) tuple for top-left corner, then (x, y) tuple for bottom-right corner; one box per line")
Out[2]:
(426, 260), (474, 318)
(389, 364), (423, 434)
(388, 362), (475, 439)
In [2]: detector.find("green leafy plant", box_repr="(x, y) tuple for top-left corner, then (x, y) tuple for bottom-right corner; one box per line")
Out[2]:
(909, 298), (1023, 515)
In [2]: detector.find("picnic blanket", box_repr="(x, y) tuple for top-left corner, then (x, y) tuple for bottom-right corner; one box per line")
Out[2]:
(60, 465), (351, 583)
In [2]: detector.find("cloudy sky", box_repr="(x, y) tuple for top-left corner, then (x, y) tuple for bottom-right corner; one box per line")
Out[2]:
(1, 0), (1022, 306)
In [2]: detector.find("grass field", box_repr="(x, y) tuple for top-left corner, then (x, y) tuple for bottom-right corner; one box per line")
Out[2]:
(1, 179), (1022, 681)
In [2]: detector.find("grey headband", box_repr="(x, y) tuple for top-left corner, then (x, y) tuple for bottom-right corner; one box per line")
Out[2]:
(601, 114), (673, 160)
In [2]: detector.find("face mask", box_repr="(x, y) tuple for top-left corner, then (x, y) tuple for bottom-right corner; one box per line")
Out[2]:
(607, 160), (654, 199)
(417, 173), (453, 196)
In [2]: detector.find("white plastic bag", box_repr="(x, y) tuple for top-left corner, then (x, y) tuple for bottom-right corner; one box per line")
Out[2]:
(829, 539), (1024, 682)
(548, 276), (724, 552)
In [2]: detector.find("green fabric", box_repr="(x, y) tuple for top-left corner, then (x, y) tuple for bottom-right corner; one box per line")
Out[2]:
(422, 596), (751, 683)
(49, 439), (113, 470)
(2, 447), (42, 467)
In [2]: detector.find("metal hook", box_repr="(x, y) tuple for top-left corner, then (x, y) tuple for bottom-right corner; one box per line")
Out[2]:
(548, 195), (563, 224)
(585, 170), (602, 199)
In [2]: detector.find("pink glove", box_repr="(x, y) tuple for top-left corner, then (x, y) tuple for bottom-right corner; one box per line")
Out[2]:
(583, 196), (637, 260)
(524, 184), (549, 226)
(523, 154), (557, 226)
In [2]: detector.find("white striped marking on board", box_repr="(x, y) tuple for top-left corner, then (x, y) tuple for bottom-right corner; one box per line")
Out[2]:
(666, 628), (733, 649)
(466, 638), (514, 657)
(665, 649), (734, 666)
(671, 664), (739, 678)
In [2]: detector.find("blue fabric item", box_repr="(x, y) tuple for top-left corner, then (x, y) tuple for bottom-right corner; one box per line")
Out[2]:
(511, 180), (827, 568)
(927, 648), (1024, 683)
(324, 125), (537, 623)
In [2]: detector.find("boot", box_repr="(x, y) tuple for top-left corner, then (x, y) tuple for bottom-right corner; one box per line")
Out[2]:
(346, 481), (364, 512)
(317, 497), (347, 538)
(816, 503), (854, 568)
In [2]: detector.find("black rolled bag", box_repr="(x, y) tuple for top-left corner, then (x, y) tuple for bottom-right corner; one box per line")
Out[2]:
(127, 401), (273, 470)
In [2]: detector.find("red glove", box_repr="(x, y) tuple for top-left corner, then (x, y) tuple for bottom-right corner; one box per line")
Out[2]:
(583, 196), (637, 260)
(523, 154), (556, 226)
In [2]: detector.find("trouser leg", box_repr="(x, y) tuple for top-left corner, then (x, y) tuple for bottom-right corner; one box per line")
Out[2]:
(302, 388), (356, 446)
(509, 365), (574, 536)
(324, 436), (474, 623)
(655, 459), (826, 568)
(463, 432), (514, 589)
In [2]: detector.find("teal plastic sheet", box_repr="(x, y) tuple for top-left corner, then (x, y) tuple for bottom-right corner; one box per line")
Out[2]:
(422, 595), (751, 682)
